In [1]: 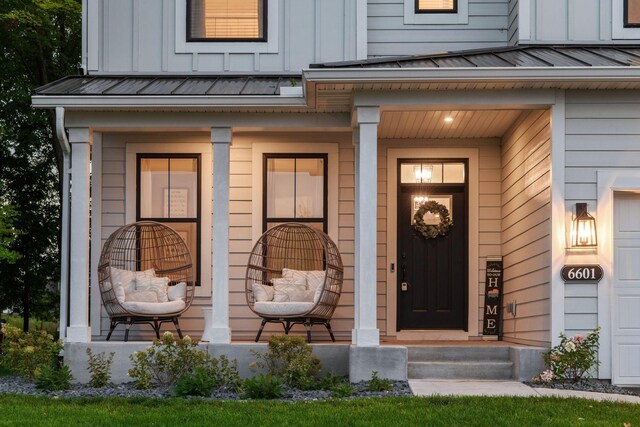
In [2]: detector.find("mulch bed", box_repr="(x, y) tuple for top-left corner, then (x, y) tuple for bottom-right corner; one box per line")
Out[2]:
(0, 376), (413, 400)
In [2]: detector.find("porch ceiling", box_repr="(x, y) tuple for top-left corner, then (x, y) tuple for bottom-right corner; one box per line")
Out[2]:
(378, 109), (525, 139)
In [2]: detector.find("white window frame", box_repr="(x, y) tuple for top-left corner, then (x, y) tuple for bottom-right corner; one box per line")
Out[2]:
(613, 0), (640, 39)
(175, 0), (279, 54)
(404, 0), (469, 25)
(126, 142), (213, 298)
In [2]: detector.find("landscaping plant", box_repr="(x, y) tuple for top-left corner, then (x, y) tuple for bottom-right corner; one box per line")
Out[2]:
(86, 348), (115, 388)
(0, 324), (62, 380)
(242, 374), (283, 400)
(366, 371), (393, 392)
(330, 382), (355, 398)
(318, 372), (346, 390)
(34, 365), (73, 391)
(128, 332), (210, 389)
(534, 327), (601, 384)
(173, 356), (241, 397)
(252, 335), (321, 389)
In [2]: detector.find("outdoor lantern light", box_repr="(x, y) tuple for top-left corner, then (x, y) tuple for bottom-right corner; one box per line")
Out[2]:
(414, 165), (433, 183)
(571, 203), (597, 247)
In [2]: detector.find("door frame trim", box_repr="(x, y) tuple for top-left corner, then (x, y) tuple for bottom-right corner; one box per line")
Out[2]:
(386, 148), (479, 339)
(597, 169), (640, 382)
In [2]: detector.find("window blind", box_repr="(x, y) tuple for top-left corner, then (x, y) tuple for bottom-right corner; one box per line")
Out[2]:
(189, 0), (264, 40)
(417, 0), (456, 11)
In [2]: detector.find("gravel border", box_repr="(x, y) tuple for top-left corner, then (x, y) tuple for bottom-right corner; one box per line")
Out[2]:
(524, 380), (640, 397)
(0, 376), (412, 401)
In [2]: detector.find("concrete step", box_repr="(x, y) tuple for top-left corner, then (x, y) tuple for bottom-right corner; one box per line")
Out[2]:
(408, 361), (514, 380)
(407, 346), (511, 362)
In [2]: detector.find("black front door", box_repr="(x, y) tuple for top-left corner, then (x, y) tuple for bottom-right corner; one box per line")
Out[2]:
(397, 160), (468, 330)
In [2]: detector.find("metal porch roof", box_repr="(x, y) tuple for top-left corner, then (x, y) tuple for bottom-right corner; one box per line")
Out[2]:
(310, 45), (640, 69)
(35, 75), (302, 96)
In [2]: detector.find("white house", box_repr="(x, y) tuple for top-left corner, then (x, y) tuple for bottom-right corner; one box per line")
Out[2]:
(33, 0), (640, 385)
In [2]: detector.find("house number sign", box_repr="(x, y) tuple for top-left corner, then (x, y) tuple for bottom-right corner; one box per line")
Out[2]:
(561, 265), (603, 284)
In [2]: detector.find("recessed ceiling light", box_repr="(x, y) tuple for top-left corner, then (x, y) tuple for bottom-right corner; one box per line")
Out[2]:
(444, 117), (454, 123)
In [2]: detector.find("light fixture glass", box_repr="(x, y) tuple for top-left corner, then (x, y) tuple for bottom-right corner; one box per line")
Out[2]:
(571, 203), (597, 247)
(413, 165), (433, 183)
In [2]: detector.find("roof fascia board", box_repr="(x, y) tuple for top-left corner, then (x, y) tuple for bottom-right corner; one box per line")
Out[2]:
(63, 110), (351, 130)
(303, 67), (640, 82)
(353, 89), (556, 108)
(32, 95), (308, 109)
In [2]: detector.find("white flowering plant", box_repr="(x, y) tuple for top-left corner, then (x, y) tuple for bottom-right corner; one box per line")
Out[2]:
(534, 327), (600, 384)
(0, 324), (63, 380)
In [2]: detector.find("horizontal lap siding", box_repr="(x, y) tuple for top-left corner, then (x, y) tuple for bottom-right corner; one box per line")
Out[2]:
(379, 139), (502, 337)
(564, 90), (640, 336)
(367, 0), (509, 57)
(501, 110), (552, 347)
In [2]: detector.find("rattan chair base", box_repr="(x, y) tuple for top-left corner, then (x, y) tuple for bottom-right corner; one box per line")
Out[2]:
(105, 316), (183, 342)
(255, 317), (335, 343)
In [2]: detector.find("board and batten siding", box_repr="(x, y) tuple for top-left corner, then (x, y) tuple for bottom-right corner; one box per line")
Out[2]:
(507, 0), (518, 45)
(500, 110), (552, 347)
(367, 0), (510, 57)
(564, 90), (640, 337)
(88, 0), (358, 74)
(378, 139), (503, 336)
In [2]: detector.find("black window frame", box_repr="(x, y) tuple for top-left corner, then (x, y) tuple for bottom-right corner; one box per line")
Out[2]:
(263, 153), (328, 233)
(415, 0), (458, 14)
(136, 153), (202, 286)
(625, 0), (640, 28)
(186, 0), (268, 43)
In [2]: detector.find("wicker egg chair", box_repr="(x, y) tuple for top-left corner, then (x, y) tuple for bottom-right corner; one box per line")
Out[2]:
(98, 221), (195, 341)
(245, 223), (344, 343)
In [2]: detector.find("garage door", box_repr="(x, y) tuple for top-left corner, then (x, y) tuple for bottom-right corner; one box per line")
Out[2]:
(613, 192), (640, 386)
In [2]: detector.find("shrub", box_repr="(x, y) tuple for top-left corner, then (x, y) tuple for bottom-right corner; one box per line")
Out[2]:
(209, 355), (241, 391)
(242, 374), (283, 399)
(0, 324), (62, 380)
(174, 367), (216, 397)
(366, 371), (392, 392)
(252, 335), (321, 389)
(128, 332), (209, 389)
(86, 349), (114, 388)
(35, 365), (73, 391)
(331, 382), (354, 398)
(319, 372), (346, 390)
(535, 327), (600, 384)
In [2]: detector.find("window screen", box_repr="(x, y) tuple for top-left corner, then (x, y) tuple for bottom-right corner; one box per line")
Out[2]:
(416, 0), (457, 13)
(188, 0), (266, 40)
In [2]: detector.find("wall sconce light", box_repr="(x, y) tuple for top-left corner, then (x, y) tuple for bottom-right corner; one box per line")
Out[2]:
(571, 203), (597, 248)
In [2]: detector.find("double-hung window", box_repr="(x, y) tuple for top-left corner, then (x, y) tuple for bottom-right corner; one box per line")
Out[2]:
(625, 0), (640, 27)
(263, 154), (327, 232)
(137, 154), (201, 284)
(415, 0), (457, 13)
(188, 0), (267, 41)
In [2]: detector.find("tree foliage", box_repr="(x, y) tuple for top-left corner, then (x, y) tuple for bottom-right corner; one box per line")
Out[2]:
(0, 0), (81, 325)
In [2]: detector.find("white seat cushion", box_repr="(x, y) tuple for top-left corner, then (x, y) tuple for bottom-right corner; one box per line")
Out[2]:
(121, 299), (186, 316)
(254, 301), (314, 317)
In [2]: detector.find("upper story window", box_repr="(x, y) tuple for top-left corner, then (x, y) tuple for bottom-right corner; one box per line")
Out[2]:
(416, 0), (457, 13)
(625, 0), (640, 27)
(188, 0), (267, 42)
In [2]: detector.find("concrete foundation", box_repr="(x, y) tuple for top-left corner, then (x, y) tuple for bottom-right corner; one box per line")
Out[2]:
(510, 346), (547, 381)
(349, 345), (408, 382)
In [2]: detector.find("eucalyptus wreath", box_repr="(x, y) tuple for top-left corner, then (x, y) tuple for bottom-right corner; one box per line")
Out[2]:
(413, 200), (453, 239)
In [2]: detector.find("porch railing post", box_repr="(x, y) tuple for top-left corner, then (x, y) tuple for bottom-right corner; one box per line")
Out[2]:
(66, 128), (92, 343)
(203, 127), (232, 344)
(352, 107), (380, 346)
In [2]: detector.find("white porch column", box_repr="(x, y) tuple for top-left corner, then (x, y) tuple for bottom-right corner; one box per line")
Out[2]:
(352, 107), (380, 346)
(204, 127), (232, 343)
(66, 128), (92, 343)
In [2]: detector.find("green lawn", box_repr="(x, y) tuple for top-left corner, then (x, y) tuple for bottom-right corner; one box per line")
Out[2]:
(0, 395), (638, 427)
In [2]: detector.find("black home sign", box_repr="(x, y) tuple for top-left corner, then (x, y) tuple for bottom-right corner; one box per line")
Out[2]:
(482, 258), (503, 337)
(561, 265), (604, 284)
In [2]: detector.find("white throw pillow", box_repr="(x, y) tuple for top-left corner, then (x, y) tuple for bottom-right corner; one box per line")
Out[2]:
(168, 282), (187, 302)
(252, 283), (275, 302)
(281, 268), (309, 287)
(306, 270), (326, 292)
(273, 278), (314, 303)
(313, 282), (325, 304)
(135, 276), (170, 303)
(114, 282), (126, 304)
(111, 268), (155, 293)
(125, 290), (159, 303)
